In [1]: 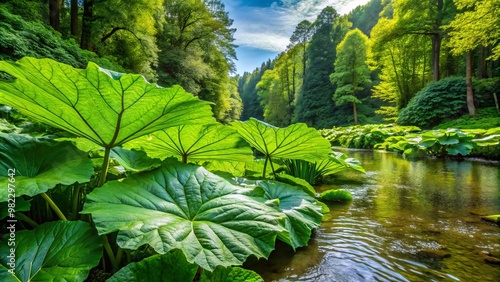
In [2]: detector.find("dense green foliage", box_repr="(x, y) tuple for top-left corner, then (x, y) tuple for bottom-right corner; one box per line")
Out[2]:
(436, 107), (500, 130)
(238, 0), (500, 129)
(398, 77), (498, 128)
(0, 6), (123, 70)
(320, 124), (421, 148)
(238, 61), (271, 121)
(0, 58), (367, 281)
(375, 128), (500, 158)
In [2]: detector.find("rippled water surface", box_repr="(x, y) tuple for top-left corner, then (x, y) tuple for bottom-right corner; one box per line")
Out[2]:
(249, 151), (500, 281)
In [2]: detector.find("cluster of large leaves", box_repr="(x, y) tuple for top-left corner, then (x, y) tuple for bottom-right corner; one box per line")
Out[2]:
(0, 133), (94, 202)
(375, 128), (500, 158)
(0, 57), (214, 148)
(82, 159), (286, 271)
(0, 221), (102, 281)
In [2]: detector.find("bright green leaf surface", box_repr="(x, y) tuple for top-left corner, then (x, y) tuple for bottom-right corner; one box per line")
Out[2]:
(0, 133), (94, 202)
(258, 180), (323, 250)
(230, 118), (332, 162)
(200, 266), (264, 282)
(473, 135), (500, 146)
(124, 123), (253, 163)
(107, 251), (198, 282)
(275, 173), (316, 197)
(82, 159), (285, 271)
(322, 151), (366, 175)
(446, 142), (474, 156)
(0, 57), (213, 148)
(0, 221), (102, 282)
(110, 147), (162, 173)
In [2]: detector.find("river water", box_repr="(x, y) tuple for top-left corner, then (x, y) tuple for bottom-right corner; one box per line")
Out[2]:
(250, 150), (500, 281)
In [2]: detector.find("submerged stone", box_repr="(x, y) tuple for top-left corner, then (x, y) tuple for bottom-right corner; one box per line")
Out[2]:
(416, 249), (451, 260)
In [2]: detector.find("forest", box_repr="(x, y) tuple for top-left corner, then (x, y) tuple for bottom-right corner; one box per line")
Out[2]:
(239, 0), (500, 130)
(0, 0), (500, 281)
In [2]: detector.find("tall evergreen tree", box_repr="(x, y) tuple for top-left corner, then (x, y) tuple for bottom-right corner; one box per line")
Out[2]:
(238, 60), (272, 121)
(330, 29), (371, 125)
(294, 7), (349, 128)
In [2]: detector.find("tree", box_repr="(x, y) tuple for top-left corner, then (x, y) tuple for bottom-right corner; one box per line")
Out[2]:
(80, 0), (93, 49)
(294, 7), (350, 128)
(447, 0), (500, 60)
(157, 0), (238, 121)
(370, 17), (432, 121)
(330, 29), (371, 125)
(49, 0), (62, 31)
(256, 48), (303, 126)
(70, 0), (78, 36)
(447, 0), (500, 117)
(348, 0), (383, 36)
(288, 20), (313, 78)
(238, 61), (271, 121)
(374, 0), (456, 81)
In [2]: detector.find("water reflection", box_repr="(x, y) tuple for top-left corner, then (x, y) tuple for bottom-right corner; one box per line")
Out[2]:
(249, 151), (500, 281)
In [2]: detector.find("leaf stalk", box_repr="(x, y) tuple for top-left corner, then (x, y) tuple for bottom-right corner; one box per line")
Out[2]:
(41, 192), (68, 221)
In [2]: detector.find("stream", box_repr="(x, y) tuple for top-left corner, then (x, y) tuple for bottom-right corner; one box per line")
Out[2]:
(249, 150), (500, 281)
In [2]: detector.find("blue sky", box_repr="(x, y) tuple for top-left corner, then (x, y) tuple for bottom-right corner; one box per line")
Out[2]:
(221, 0), (371, 74)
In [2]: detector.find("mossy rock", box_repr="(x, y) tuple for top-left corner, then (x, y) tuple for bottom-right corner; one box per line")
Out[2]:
(320, 189), (352, 202)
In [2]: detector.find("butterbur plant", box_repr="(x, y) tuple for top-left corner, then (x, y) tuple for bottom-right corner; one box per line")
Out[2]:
(0, 57), (214, 187)
(0, 57), (360, 281)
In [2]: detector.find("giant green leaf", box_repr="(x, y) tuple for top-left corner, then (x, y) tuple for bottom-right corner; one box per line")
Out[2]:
(0, 221), (102, 282)
(257, 180), (323, 250)
(472, 135), (500, 146)
(200, 266), (264, 282)
(124, 123), (253, 164)
(0, 133), (94, 202)
(107, 251), (198, 282)
(0, 57), (213, 148)
(81, 159), (285, 271)
(320, 151), (366, 175)
(110, 147), (162, 173)
(230, 118), (332, 162)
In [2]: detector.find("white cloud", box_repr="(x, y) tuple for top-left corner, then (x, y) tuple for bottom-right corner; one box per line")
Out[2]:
(225, 0), (370, 53)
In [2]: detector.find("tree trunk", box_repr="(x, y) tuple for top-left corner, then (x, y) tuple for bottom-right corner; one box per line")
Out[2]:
(71, 0), (79, 36)
(49, 0), (62, 31)
(477, 46), (487, 79)
(431, 0), (443, 81)
(80, 0), (93, 50)
(466, 51), (476, 117)
(353, 101), (358, 125)
(431, 33), (441, 81)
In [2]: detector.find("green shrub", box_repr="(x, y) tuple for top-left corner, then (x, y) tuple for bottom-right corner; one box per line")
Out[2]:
(436, 107), (500, 130)
(398, 77), (498, 129)
(320, 189), (353, 202)
(320, 124), (420, 148)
